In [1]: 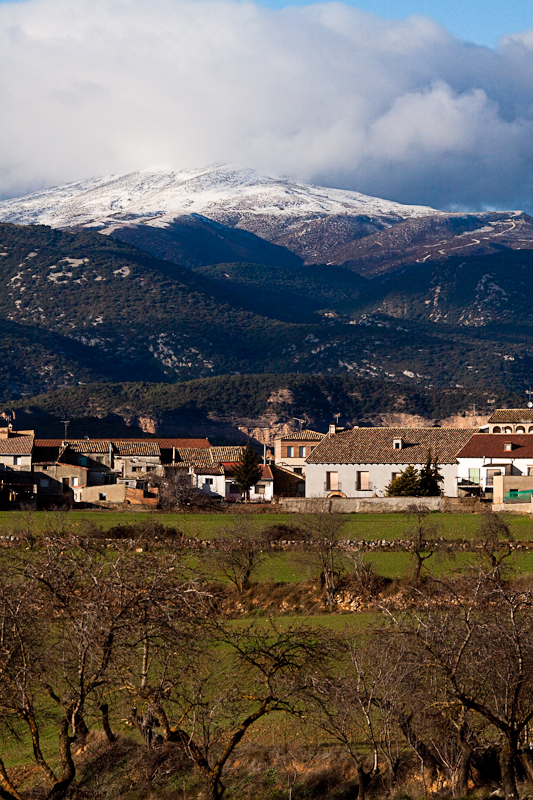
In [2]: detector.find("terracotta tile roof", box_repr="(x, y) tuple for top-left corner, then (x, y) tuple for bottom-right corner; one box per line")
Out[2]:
(307, 427), (476, 465)
(276, 430), (325, 442)
(156, 438), (211, 449)
(457, 434), (533, 459)
(113, 441), (160, 456)
(194, 465), (225, 475)
(488, 409), (533, 423)
(34, 439), (63, 447)
(67, 440), (111, 454)
(174, 446), (245, 467)
(222, 463), (273, 480)
(0, 435), (34, 455)
(259, 465), (273, 480)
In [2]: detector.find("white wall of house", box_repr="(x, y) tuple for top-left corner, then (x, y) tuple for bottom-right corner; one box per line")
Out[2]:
(194, 473), (226, 497)
(0, 454), (32, 471)
(249, 480), (274, 502)
(305, 462), (460, 498)
(457, 456), (533, 493)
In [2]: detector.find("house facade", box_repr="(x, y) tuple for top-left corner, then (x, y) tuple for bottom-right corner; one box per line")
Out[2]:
(456, 433), (533, 497)
(483, 409), (533, 434)
(274, 430), (325, 476)
(0, 428), (34, 472)
(305, 426), (476, 498)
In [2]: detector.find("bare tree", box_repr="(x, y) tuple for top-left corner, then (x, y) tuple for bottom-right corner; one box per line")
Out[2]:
(382, 570), (533, 800)
(405, 503), (440, 585)
(301, 508), (347, 607)
(212, 515), (266, 593)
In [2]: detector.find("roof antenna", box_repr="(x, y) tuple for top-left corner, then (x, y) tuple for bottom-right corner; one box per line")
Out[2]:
(61, 419), (70, 440)
(526, 387), (533, 408)
(293, 417), (305, 431)
(333, 413), (341, 425)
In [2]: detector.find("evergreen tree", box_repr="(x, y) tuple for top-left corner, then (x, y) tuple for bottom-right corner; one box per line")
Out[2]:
(385, 464), (421, 497)
(418, 449), (444, 496)
(232, 443), (262, 501)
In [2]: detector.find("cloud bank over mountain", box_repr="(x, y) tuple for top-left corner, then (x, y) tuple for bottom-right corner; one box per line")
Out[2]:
(2, 0), (533, 211)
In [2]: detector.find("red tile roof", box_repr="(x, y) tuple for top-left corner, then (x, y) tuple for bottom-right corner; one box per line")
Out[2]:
(0, 435), (34, 455)
(457, 434), (533, 459)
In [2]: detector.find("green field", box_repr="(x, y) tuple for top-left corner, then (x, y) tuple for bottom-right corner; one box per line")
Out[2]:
(3, 508), (533, 542)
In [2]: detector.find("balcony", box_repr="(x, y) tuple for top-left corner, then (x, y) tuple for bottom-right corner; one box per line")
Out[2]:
(356, 482), (373, 492)
(324, 482), (342, 492)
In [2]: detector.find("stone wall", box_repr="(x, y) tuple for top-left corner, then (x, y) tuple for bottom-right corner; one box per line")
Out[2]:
(279, 496), (482, 513)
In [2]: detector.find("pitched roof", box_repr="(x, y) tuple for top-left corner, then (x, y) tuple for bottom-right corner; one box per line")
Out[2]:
(156, 438), (211, 449)
(113, 441), (160, 456)
(0, 435), (34, 455)
(276, 430), (325, 442)
(307, 427), (476, 465)
(222, 463), (273, 480)
(488, 409), (533, 423)
(457, 434), (533, 459)
(174, 446), (245, 467)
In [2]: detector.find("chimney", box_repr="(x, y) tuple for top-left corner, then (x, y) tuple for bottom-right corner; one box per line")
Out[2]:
(329, 424), (337, 436)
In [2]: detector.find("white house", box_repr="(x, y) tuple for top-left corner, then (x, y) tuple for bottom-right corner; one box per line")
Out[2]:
(456, 433), (533, 497)
(305, 426), (476, 498)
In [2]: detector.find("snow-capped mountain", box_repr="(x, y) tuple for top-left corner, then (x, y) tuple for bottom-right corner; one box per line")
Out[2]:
(0, 164), (438, 229)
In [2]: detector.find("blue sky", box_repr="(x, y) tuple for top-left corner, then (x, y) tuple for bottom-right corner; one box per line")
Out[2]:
(255, 0), (533, 48)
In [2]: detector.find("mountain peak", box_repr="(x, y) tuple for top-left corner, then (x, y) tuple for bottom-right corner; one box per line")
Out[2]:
(0, 164), (439, 232)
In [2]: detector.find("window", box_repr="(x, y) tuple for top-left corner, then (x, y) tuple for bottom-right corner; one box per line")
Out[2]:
(393, 438), (403, 450)
(310, 446), (316, 452)
(99, 492), (107, 501)
(528, 467), (533, 476)
(469, 468), (480, 485)
(287, 446), (294, 457)
(504, 442), (513, 451)
(326, 471), (339, 491)
(504, 427), (512, 434)
(298, 446), (306, 457)
(293, 467), (303, 475)
(13, 456), (21, 465)
(40, 478), (49, 488)
(391, 472), (400, 481)
(132, 466), (141, 472)
(493, 426), (501, 433)
(358, 471), (370, 491)
(255, 484), (265, 494)
(72, 477), (79, 487)
(486, 469), (501, 487)
(205, 478), (214, 485)
(517, 427), (526, 433)
(80, 456), (87, 466)
(96, 456), (104, 463)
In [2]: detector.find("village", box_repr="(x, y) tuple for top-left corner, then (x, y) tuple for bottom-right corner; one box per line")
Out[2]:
(2, 407), (533, 512)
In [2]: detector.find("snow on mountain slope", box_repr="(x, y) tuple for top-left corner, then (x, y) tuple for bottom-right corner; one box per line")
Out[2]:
(0, 164), (439, 231)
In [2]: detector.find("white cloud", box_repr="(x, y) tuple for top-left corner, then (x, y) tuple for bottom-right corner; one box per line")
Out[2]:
(2, 0), (533, 210)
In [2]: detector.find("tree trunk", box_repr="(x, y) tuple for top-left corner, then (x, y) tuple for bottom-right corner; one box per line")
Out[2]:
(46, 717), (76, 800)
(499, 735), (519, 800)
(99, 703), (116, 744)
(456, 739), (473, 797)
(398, 714), (441, 783)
